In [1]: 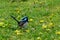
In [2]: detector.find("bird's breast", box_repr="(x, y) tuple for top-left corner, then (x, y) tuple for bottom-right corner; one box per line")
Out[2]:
(23, 22), (28, 27)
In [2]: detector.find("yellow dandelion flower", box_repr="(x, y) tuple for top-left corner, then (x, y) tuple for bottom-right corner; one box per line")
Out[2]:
(49, 23), (53, 26)
(16, 8), (20, 13)
(42, 24), (47, 29)
(40, 20), (44, 23)
(37, 37), (42, 40)
(16, 32), (23, 35)
(0, 22), (4, 26)
(17, 10), (20, 13)
(15, 30), (20, 33)
(15, 30), (23, 35)
(29, 19), (33, 22)
(25, 29), (30, 33)
(48, 22), (54, 28)
(46, 29), (51, 31)
(16, 32), (20, 35)
(56, 31), (60, 35)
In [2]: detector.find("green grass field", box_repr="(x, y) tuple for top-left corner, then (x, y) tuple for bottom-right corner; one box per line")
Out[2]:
(0, 0), (60, 40)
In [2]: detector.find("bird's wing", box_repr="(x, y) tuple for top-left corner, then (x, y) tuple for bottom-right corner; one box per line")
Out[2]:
(18, 21), (25, 26)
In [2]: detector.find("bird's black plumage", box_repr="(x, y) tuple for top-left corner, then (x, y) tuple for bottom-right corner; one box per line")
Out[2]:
(11, 15), (28, 28)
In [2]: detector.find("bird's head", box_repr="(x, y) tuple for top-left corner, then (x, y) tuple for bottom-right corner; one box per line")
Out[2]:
(22, 16), (28, 22)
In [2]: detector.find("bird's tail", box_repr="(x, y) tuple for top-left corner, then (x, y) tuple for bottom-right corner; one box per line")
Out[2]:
(11, 15), (19, 23)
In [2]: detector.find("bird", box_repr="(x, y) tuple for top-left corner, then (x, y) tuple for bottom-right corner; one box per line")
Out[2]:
(11, 15), (28, 29)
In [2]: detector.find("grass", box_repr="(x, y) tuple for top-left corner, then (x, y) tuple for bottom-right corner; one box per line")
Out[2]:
(0, 0), (60, 40)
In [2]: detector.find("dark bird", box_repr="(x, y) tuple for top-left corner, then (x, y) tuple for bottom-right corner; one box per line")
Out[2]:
(11, 15), (28, 29)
